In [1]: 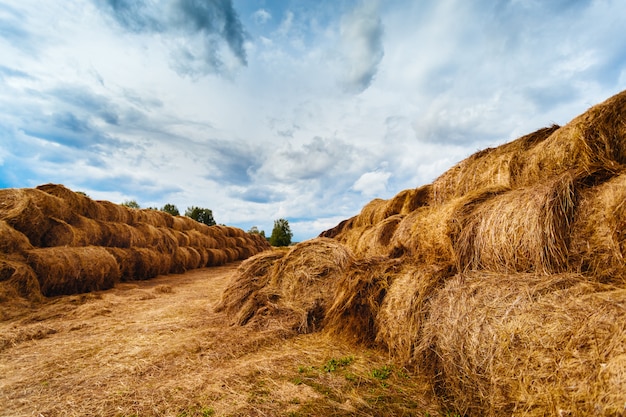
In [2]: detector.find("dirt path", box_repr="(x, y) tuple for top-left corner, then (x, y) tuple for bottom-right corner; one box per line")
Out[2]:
(0, 263), (433, 417)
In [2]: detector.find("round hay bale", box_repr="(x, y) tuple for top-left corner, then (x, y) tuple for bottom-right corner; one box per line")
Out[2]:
(36, 183), (104, 219)
(455, 171), (577, 274)
(186, 229), (212, 248)
(323, 257), (401, 345)
(95, 200), (132, 223)
(570, 171), (626, 285)
(390, 187), (508, 264)
(375, 264), (454, 365)
(418, 272), (626, 417)
(0, 257), (42, 303)
(215, 250), (287, 324)
(0, 220), (33, 254)
(0, 188), (59, 246)
(222, 247), (239, 263)
(171, 230), (191, 247)
(354, 215), (403, 257)
(432, 125), (559, 204)
(71, 216), (104, 246)
(26, 246), (121, 296)
(206, 248), (227, 266)
(170, 247), (193, 274)
(319, 216), (356, 239)
(40, 217), (77, 247)
(99, 222), (146, 248)
(353, 198), (387, 228)
(105, 247), (135, 280)
(130, 247), (170, 279)
(400, 184), (433, 214)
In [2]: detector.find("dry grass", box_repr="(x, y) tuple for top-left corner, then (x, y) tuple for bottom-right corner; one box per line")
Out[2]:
(419, 272), (626, 417)
(0, 264), (439, 417)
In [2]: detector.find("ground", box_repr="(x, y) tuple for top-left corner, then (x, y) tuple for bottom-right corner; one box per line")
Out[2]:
(0, 263), (436, 417)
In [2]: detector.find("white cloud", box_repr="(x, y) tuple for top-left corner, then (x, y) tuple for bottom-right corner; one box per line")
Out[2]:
(253, 8), (271, 24)
(352, 170), (392, 197)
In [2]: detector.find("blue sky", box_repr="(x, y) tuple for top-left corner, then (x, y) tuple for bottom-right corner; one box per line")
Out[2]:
(1, 0), (625, 241)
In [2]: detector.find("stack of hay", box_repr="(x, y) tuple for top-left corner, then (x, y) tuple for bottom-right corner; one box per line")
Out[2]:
(0, 184), (270, 304)
(221, 89), (626, 416)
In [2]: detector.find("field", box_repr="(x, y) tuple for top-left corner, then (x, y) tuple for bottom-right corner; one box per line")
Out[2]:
(0, 263), (438, 417)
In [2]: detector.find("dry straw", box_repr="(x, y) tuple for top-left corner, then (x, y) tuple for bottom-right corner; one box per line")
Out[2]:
(570, 170), (626, 285)
(418, 272), (626, 417)
(26, 246), (121, 296)
(455, 171), (578, 274)
(36, 183), (104, 219)
(0, 257), (42, 304)
(0, 220), (33, 254)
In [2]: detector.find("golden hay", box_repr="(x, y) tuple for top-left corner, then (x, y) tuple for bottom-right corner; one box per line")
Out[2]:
(95, 200), (132, 223)
(99, 222), (146, 248)
(375, 263), (454, 365)
(390, 187), (508, 265)
(71, 216), (105, 246)
(105, 247), (170, 281)
(206, 248), (228, 267)
(0, 257), (42, 304)
(323, 257), (401, 345)
(418, 272), (626, 417)
(455, 171), (577, 274)
(570, 171), (626, 285)
(40, 217), (77, 247)
(215, 250), (287, 324)
(36, 183), (104, 219)
(0, 220), (33, 254)
(431, 125), (559, 204)
(353, 214), (404, 257)
(26, 246), (121, 296)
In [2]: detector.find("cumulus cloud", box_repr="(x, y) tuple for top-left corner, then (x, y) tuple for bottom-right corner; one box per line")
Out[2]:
(253, 8), (271, 24)
(352, 170), (391, 197)
(338, 0), (384, 93)
(96, 0), (248, 77)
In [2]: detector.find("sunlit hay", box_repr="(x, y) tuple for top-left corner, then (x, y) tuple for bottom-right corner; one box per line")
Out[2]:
(432, 125), (559, 204)
(0, 220), (33, 254)
(26, 246), (121, 296)
(71, 216), (105, 246)
(194, 247), (209, 267)
(36, 183), (104, 219)
(172, 216), (200, 232)
(95, 200), (132, 223)
(354, 215), (404, 257)
(40, 217), (77, 247)
(186, 247), (203, 269)
(215, 250), (288, 325)
(99, 222), (146, 248)
(418, 272), (626, 417)
(130, 247), (170, 279)
(206, 248), (227, 266)
(455, 171), (577, 274)
(0, 188), (61, 246)
(171, 229), (191, 247)
(105, 247), (135, 280)
(249, 232), (272, 252)
(186, 229), (212, 248)
(390, 187), (508, 264)
(170, 247), (202, 273)
(134, 222), (171, 251)
(323, 257), (402, 345)
(375, 264), (454, 365)
(0, 257), (42, 304)
(352, 199), (388, 228)
(151, 227), (179, 255)
(223, 226), (246, 238)
(570, 170), (626, 285)
(518, 90), (626, 186)
(260, 238), (355, 333)
(223, 247), (239, 263)
(319, 216), (356, 239)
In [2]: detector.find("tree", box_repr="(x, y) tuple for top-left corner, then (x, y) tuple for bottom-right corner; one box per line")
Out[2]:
(161, 203), (180, 216)
(185, 206), (216, 226)
(269, 218), (292, 247)
(248, 226), (266, 239)
(121, 200), (140, 209)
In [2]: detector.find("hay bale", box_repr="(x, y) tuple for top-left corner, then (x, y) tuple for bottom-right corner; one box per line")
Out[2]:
(0, 188), (69, 246)
(323, 257), (401, 345)
(570, 171), (626, 285)
(215, 250), (287, 324)
(0, 257), (42, 303)
(26, 246), (121, 296)
(70, 216), (105, 246)
(170, 246), (202, 273)
(375, 264), (454, 365)
(95, 200), (132, 223)
(40, 217), (77, 247)
(319, 216), (356, 239)
(105, 247), (169, 281)
(390, 187), (507, 264)
(99, 222), (146, 248)
(455, 171), (577, 274)
(36, 183), (104, 219)
(432, 125), (559, 204)
(418, 272), (626, 416)
(354, 215), (404, 257)
(0, 220), (33, 254)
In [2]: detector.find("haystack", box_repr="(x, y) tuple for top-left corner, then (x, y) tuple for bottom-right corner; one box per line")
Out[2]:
(375, 263), (454, 364)
(0, 220), (33, 254)
(431, 125), (559, 204)
(455, 171), (578, 274)
(218, 238), (354, 333)
(389, 187), (508, 265)
(0, 257), (42, 304)
(36, 183), (104, 219)
(418, 272), (626, 417)
(570, 170), (626, 285)
(26, 246), (121, 296)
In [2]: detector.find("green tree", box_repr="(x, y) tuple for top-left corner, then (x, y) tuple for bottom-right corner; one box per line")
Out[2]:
(121, 200), (140, 209)
(269, 218), (292, 247)
(248, 226), (266, 239)
(161, 203), (180, 216)
(185, 206), (216, 226)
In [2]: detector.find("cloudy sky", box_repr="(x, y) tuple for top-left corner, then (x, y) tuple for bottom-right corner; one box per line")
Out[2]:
(1, 0), (625, 241)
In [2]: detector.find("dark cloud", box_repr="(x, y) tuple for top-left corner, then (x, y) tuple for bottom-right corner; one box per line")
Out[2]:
(238, 186), (284, 203)
(50, 86), (120, 125)
(204, 139), (262, 186)
(24, 112), (117, 150)
(96, 0), (247, 77)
